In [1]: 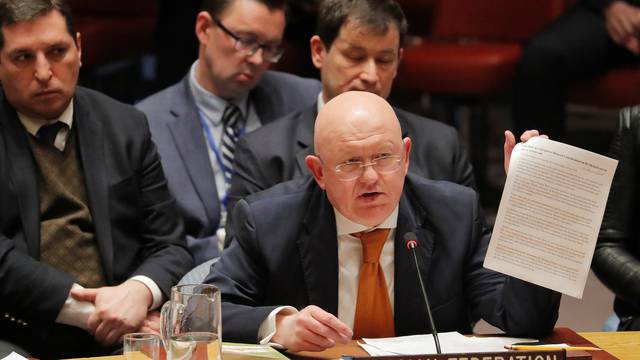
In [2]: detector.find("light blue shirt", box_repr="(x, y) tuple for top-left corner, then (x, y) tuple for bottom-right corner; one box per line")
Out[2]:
(188, 61), (261, 225)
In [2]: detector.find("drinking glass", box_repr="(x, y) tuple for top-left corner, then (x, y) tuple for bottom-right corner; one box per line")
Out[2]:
(123, 332), (160, 360)
(160, 284), (222, 360)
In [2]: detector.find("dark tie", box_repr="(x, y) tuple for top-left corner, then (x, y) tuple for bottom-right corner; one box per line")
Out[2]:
(352, 228), (395, 338)
(37, 121), (66, 147)
(220, 103), (244, 184)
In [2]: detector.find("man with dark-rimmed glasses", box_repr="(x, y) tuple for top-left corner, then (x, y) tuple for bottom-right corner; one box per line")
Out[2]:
(137, 0), (321, 264)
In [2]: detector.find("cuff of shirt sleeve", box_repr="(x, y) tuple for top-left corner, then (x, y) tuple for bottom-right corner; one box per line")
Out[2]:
(258, 306), (298, 345)
(130, 275), (163, 310)
(55, 283), (96, 330)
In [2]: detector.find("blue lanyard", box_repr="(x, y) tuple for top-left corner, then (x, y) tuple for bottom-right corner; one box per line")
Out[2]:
(197, 109), (246, 206)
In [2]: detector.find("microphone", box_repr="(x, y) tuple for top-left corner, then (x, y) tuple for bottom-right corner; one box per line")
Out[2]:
(404, 232), (441, 354)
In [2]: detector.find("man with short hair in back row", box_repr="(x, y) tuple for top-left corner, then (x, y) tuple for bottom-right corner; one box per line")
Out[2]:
(226, 0), (529, 236)
(0, 0), (192, 357)
(136, 0), (321, 264)
(225, 0), (474, 227)
(207, 91), (560, 351)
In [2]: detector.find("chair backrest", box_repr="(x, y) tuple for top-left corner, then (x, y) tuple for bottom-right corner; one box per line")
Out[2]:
(431, 0), (567, 41)
(65, 0), (158, 67)
(396, 0), (439, 36)
(67, 0), (157, 17)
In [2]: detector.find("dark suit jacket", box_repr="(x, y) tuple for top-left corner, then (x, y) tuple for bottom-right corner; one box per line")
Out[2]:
(136, 71), (321, 264)
(207, 175), (560, 343)
(0, 87), (193, 358)
(226, 102), (475, 246)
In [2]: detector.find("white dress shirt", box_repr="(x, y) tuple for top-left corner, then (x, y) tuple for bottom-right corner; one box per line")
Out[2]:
(189, 61), (261, 245)
(188, 61), (261, 202)
(258, 206), (398, 343)
(17, 101), (163, 330)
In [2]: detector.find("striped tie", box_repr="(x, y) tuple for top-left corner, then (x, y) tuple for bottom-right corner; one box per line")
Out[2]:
(220, 103), (243, 184)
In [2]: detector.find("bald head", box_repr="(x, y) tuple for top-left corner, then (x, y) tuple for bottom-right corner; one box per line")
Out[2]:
(306, 91), (411, 227)
(314, 91), (401, 158)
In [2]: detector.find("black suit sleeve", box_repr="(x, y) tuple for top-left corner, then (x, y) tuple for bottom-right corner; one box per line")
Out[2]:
(126, 114), (194, 297)
(450, 132), (476, 190)
(204, 198), (278, 343)
(227, 136), (269, 219)
(0, 235), (75, 323)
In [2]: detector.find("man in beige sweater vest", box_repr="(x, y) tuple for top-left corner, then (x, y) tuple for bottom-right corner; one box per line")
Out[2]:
(0, 0), (193, 357)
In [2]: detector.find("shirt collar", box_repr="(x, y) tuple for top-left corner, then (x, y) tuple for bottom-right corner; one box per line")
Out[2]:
(316, 91), (325, 114)
(189, 60), (249, 125)
(17, 100), (74, 137)
(334, 206), (399, 236)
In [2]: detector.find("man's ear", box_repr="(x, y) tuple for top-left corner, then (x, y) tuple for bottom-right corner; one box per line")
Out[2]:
(195, 11), (214, 46)
(75, 32), (82, 67)
(402, 137), (412, 173)
(305, 155), (326, 189)
(310, 35), (326, 70)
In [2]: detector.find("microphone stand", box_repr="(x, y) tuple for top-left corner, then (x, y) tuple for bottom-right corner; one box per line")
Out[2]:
(405, 234), (441, 354)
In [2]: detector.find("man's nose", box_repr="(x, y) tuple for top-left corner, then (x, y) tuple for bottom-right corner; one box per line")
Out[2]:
(359, 163), (380, 182)
(34, 54), (52, 83)
(359, 59), (379, 83)
(246, 47), (265, 66)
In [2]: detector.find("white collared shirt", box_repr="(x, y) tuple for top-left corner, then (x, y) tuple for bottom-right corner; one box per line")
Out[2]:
(188, 60), (261, 205)
(335, 207), (397, 328)
(18, 101), (74, 151)
(258, 206), (398, 343)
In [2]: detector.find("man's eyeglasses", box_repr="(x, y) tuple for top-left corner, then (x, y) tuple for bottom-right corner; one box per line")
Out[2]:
(213, 17), (284, 63)
(332, 154), (403, 181)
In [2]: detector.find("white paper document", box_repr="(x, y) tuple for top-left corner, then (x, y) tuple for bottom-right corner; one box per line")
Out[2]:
(359, 332), (537, 355)
(484, 138), (618, 298)
(1, 352), (27, 360)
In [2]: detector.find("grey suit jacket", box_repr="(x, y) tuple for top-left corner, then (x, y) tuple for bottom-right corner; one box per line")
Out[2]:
(0, 87), (193, 358)
(207, 174), (560, 343)
(136, 71), (321, 264)
(226, 102), (475, 246)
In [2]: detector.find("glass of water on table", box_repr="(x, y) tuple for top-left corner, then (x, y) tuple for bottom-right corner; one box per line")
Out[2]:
(161, 284), (222, 360)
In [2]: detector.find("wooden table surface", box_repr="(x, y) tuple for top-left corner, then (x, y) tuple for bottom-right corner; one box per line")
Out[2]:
(580, 331), (640, 360)
(69, 330), (640, 360)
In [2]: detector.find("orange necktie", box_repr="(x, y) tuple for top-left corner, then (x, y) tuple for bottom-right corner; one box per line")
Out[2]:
(352, 228), (395, 338)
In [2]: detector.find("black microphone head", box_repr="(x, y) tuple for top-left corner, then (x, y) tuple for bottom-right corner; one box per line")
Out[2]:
(404, 232), (418, 250)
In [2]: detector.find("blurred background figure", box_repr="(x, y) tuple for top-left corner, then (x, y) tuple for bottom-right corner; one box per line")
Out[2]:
(513, 0), (640, 140)
(593, 105), (640, 331)
(136, 0), (320, 264)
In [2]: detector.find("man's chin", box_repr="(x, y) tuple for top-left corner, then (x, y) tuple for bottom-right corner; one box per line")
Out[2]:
(345, 87), (381, 97)
(353, 207), (393, 227)
(29, 105), (68, 120)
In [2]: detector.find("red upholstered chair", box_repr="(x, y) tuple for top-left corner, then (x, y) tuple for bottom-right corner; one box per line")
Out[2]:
(568, 67), (640, 109)
(393, 0), (566, 194)
(553, 0), (640, 128)
(396, 0), (438, 37)
(395, 0), (565, 98)
(67, 1), (158, 68)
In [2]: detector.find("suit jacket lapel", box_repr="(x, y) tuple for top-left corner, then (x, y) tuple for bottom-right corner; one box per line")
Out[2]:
(1, 98), (40, 256)
(74, 90), (114, 283)
(393, 189), (435, 334)
(249, 81), (275, 125)
(294, 104), (317, 178)
(297, 183), (339, 315)
(167, 78), (220, 221)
